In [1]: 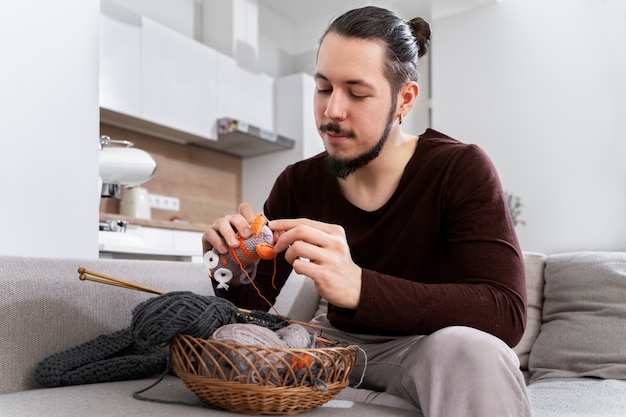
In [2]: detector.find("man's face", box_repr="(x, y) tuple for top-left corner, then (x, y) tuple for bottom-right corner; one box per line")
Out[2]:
(314, 33), (397, 178)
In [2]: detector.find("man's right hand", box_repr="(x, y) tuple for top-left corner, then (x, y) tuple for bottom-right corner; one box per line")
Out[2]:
(202, 202), (258, 255)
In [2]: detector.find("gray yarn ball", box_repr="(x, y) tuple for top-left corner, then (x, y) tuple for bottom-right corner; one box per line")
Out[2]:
(130, 291), (289, 347)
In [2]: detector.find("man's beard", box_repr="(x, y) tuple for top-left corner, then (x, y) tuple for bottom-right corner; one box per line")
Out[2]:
(322, 102), (397, 180)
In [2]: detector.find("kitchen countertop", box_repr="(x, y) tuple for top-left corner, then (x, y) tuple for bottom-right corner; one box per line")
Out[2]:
(99, 213), (210, 233)
(98, 242), (199, 259)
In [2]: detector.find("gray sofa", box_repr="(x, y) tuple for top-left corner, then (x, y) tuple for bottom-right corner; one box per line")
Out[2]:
(0, 251), (625, 416)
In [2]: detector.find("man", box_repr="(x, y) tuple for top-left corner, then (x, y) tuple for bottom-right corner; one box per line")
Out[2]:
(203, 6), (531, 416)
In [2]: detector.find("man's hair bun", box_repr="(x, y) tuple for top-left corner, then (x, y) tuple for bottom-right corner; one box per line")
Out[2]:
(409, 17), (431, 58)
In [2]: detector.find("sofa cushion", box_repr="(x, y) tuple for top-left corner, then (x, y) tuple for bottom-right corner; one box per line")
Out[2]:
(513, 252), (546, 370)
(529, 252), (626, 382)
(527, 378), (626, 417)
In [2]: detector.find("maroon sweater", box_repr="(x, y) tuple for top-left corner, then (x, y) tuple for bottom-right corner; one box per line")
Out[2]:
(214, 129), (527, 347)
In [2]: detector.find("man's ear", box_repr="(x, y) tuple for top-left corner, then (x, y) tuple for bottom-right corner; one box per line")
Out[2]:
(398, 81), (419, 115)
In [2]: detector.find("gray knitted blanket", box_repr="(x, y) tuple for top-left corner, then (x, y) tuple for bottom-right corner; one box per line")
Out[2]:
(35, 328), (166, 387)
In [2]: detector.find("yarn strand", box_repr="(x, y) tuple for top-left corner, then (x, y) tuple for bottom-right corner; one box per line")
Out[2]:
(234, 255), (289, 323)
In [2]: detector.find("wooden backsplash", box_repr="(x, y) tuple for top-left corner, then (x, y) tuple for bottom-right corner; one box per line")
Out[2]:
(100, 123), (242, 225)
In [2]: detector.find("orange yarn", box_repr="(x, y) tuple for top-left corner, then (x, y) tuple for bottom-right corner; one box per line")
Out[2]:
(256, 243), (278, 260)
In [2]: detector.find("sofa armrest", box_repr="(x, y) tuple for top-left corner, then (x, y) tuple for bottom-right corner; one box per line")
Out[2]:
(513, 251), (546, 370)
(274, 271), (320, 322)
(0, 255), (212, 395)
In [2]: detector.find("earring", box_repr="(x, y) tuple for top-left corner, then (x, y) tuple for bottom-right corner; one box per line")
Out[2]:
(398, 114), (403, 125)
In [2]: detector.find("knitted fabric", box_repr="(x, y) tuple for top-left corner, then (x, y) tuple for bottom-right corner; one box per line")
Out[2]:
(35, 328), (166, 387)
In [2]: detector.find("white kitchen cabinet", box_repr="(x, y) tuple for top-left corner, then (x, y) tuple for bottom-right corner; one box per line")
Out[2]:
(141, 17), (219, 139)
(99, 225), (203, 262)
(217, 53), (275, 132)
(99, 7), (142, 118)
(173, 229), (204, 252)
(99, 6), (279, 152)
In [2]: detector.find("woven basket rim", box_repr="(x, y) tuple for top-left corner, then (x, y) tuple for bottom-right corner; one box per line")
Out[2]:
(173, 332), (354, 351)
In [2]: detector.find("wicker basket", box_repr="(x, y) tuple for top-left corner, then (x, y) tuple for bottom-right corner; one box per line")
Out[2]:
(170, 333), (358, 415)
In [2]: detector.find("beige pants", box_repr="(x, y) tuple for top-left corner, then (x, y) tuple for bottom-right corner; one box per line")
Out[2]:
(313, 316), (531, 417)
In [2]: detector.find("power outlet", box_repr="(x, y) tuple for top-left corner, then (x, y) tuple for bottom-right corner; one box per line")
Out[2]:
(148, 193), (180, 211)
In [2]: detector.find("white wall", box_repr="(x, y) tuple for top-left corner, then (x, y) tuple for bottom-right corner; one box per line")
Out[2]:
(0, 0), (100, 258)
(432, 0), (626, 254)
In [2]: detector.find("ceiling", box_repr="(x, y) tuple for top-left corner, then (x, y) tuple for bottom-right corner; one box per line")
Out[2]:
(259, 0), (426, 22)
(254, 0), (498, 57)
(258, 0), (498, 22)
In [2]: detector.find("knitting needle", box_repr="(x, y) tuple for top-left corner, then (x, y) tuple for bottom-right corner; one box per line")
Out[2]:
(78, 267), (165, 295)
(77, 267), (275, 319)
(77, 267), (334, 333)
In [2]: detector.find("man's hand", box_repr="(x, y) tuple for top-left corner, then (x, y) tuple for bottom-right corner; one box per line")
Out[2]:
(269, 218), (362, 310)
(202, 202), (257, 254)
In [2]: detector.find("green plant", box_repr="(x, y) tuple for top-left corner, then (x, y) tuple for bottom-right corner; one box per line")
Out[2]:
(505, 191), (524, 227)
